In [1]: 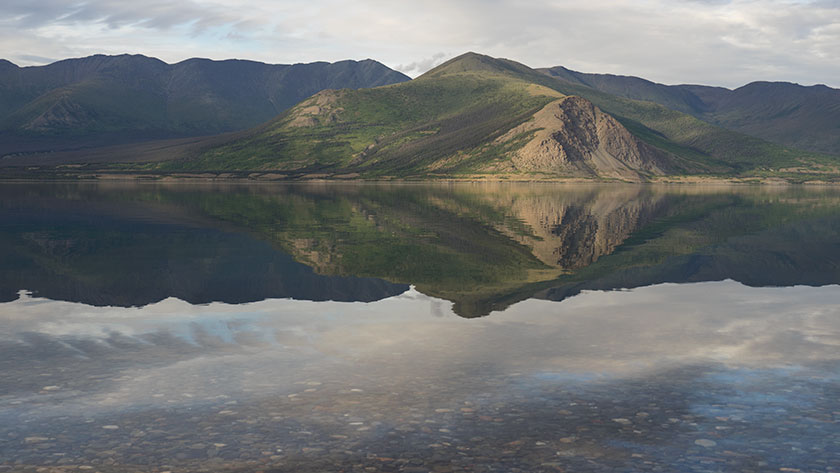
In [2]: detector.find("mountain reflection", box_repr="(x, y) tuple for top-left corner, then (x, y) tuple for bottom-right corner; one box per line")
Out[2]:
(2, 182), (840, 317)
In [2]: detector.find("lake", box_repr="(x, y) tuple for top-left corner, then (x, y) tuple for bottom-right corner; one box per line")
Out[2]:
(1, 181), (839, 472)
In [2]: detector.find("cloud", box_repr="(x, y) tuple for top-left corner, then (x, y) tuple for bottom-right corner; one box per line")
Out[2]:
(0, 0), (236, 31)
(395, 52), (447, 77)
(0, 0), (838, 87)
(14, 54), (55, 65)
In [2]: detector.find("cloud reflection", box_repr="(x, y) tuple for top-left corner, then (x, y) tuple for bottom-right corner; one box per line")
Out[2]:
(2, 280), (839, 416)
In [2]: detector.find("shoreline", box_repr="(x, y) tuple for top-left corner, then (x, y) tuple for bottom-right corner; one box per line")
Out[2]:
(1, 172), (840, 185)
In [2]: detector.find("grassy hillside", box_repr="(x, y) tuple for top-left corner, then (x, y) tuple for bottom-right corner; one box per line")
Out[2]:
(399, 54), (829, 175)
(158, 52), (834, 180)
(172, 61), (560, 175)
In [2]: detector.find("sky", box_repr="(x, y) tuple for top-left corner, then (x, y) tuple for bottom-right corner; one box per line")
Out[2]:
(1, 0), (839, 88)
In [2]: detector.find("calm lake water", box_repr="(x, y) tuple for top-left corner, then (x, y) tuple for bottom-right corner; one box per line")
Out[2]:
(1, 182), (839, 472)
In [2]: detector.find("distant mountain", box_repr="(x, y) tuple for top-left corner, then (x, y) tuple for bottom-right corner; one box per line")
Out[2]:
(155, 52), (827, 181)
(0, 54), (410, 155)
(539, 66), (840, 156)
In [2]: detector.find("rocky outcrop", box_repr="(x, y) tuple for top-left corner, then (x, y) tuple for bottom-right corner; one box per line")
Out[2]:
(286, 89), (345, 127)
(499, 96), (672, 181)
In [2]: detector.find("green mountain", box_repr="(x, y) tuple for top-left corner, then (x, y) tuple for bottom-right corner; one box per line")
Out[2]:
(540, 65), (840, 157)
(0, 54), (410, 155)
(158, 52), (832, 181)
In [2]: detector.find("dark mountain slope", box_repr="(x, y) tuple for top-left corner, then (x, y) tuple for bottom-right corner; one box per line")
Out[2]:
(0, 54), (410, 155)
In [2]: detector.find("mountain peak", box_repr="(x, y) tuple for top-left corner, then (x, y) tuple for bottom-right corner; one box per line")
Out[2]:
(420, 52), (534, 79)
(735, 80), (838, 94)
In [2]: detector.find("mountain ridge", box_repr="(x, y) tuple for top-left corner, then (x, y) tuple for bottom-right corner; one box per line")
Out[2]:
(539, 65), (840, 156)
(0, 54), (410, 155)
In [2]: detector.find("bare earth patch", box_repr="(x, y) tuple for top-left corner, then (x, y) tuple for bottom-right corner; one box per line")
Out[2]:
(495, 96), (672, 182)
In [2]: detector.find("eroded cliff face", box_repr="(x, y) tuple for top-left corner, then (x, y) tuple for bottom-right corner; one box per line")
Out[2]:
(497, 96), (673, 181)
(285, 89), (346, 128)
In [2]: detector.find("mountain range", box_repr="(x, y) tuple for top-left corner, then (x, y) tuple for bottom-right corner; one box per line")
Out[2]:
(157, 53), (834, 181)
(0, 54), (409, 155)
(1, 52), (838, 181)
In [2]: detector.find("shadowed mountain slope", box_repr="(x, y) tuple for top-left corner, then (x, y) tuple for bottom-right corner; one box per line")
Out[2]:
(0, 54), (410, 155)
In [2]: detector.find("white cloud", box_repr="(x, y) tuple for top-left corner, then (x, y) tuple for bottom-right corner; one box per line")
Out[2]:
(0, 0), (838, 87)
(395, 52), (448, 76)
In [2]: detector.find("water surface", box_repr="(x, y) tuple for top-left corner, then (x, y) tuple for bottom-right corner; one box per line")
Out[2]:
(1, 182), (839, 472)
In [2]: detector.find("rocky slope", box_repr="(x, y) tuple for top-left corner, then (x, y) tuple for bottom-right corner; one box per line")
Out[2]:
(495, 97), (671, 180)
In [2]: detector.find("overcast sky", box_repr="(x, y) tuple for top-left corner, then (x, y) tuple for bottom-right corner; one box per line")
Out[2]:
(2, 0), (838, 88)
